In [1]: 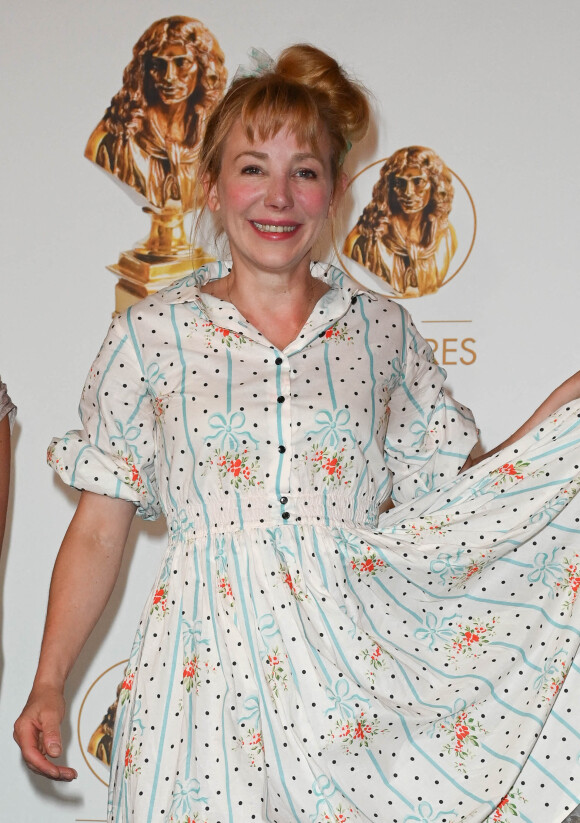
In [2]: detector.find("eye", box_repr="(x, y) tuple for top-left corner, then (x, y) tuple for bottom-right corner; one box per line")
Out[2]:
(241, 165), (263, 175)
(150, 58), (166, 74)
(175, 57), (193, 70)
(295, 168), (317, 179)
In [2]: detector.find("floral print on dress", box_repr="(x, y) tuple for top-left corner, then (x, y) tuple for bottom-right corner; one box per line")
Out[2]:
(322, 322), (353, 343)
(361, 642), (392, 683)
(182, 654), (200, 694)
(440, 707), (486, 772)
(264, 646), (288, 698)
(182, 653), (216, 695)
(349, 548), (388, 578)
(430, 547), (495, 587)
(444, 617), (498, 663)
(150, 583), (169, 618)
(556, 552), (580, 610)
(118, 450), (146, 494)
(169, 815), (208, 823)
(152, 395), (165, 421)
(303, 443), (353, 486)
(236, 727), (264, 768)
(279, 562), (307, 601)
(197, 319), (248, 349)
(204, 448), (262, 489)
(124, 736), (141, 778)
(217, 572), (235, 608)
(119, 669), (135, 705)
(328, 712), (384, 753)
(489, 460), (532, 486)
(48, 263), (580, 822)
(487, 788), (527, 822)
(534, 650), (569, 703)
(405, 514), (453, 540)
(314, 804), (357, 823)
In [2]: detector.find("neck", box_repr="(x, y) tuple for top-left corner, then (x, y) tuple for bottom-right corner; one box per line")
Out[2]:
(148, 102), (190, 141)
(202, 262), (329, 350)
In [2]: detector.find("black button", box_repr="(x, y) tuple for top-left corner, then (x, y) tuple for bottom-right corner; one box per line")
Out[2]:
(351, 295), (357, 304)
(275, 357), (283, 365)
(278, 445), (286, 454)
(279, 496), (288, 504)
(281, 511), (290, 520)
(277, 395), (285, 403)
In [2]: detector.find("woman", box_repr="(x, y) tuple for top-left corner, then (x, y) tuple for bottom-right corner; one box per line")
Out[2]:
(15, 45), (580, 823)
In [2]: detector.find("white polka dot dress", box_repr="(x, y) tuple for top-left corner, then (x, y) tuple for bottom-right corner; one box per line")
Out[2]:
(49, 263), (580, 823)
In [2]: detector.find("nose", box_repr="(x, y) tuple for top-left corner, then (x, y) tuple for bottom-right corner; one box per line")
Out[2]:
(264, 174), (294, 209)
(164, 60), (177, 82)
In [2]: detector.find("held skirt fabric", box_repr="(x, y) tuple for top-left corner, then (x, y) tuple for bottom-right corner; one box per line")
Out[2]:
(49, 263), (580, 823)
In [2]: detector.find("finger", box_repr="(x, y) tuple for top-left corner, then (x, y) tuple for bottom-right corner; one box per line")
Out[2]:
(14, 723), (76, 781)
(25, 759), (78, 782)
(39, 724), (63, 758)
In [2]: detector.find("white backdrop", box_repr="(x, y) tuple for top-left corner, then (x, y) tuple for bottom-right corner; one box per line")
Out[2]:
(1, 2), (579, 820)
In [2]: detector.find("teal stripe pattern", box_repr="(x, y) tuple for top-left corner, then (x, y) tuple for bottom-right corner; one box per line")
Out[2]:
(48, 263), (580, 822)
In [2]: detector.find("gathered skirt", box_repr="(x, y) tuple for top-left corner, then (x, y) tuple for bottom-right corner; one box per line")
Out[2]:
(108, 401), (580, 823)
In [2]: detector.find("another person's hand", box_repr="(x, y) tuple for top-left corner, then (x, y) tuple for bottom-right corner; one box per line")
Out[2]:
(14, 685), (77, 781)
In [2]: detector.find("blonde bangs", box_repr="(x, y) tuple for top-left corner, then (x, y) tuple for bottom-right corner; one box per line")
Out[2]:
(239, 81), (325, 157)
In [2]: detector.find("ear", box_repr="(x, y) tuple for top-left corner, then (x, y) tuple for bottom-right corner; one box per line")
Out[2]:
(202, 174), (220, 213)
(329, 172), (349, 216)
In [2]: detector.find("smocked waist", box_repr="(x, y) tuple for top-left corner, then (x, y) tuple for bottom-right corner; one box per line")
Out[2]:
(164, 490), (379, 540)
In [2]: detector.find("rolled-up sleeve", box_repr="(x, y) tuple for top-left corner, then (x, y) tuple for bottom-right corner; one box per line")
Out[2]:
(47, 312), (161, 520)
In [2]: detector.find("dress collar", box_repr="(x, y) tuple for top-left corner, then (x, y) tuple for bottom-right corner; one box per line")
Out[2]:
(159, 261), (377, 353)
(160, 260), (376, 305)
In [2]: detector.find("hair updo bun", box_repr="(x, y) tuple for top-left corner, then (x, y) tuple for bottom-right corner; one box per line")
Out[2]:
(276, 45), (370, 148)
(199, 43), (370, 191)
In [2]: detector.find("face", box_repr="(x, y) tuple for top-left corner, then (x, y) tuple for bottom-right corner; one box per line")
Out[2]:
(205, 121), (336, 281)
(149, 41), (199, 105)
(391, 165), (431, 214)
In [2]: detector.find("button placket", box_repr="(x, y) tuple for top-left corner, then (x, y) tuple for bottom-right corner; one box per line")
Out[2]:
(274, 353), (293, 519)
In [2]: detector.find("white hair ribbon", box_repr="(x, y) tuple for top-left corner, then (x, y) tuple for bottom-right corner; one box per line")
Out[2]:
(232, 47), (275, 83)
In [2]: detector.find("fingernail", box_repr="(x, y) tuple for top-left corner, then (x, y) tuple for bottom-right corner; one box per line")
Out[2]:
(48, 744), (60, 755)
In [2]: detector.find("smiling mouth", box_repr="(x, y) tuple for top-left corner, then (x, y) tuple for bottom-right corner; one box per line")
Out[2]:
(251, 221), (298, 234)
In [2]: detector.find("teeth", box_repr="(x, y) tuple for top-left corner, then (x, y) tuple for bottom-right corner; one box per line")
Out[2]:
(252, 221), (297, 233)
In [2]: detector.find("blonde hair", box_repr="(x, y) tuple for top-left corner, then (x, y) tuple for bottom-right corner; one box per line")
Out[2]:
(198, 44), (370, 192)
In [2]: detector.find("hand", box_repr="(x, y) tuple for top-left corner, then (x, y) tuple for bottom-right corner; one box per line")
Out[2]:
(14, 685), (78, 781)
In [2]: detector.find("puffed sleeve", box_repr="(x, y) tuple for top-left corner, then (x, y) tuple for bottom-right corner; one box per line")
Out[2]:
(47, 311), (161, 520)
(384, 306), (478, 505)
(0, 377), (16, 431)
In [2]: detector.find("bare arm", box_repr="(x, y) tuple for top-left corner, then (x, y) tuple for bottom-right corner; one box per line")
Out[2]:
(13, 490), (135, 781)
(465, 370), (580, 469)
(0, 415), (10, 552)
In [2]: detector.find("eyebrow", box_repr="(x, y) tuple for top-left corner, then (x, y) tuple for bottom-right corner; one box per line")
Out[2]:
(234, 151), (322, 162)
(151, 51), (192, 59)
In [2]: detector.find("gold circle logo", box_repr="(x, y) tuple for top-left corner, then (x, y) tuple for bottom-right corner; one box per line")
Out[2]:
(77, 660), (128, 786)
(343, 147), (477, 298)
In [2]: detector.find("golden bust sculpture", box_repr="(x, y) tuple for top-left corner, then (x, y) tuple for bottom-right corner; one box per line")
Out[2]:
(85, 16), (227, 310)
(86, 16), (227, 212)
(344, 146), (457, 296)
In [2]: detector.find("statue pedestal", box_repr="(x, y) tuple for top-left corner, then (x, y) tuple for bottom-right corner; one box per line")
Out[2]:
(108, 247), (214, 313)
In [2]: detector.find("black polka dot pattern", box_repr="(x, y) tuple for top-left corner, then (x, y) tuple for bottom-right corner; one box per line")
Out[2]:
(48, 262), (580, 822)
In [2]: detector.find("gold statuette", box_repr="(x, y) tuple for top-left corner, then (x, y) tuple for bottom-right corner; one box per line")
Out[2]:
(344, 147), (457, 297)
(85, 16), (227, 311)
